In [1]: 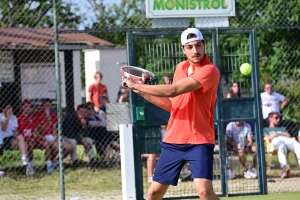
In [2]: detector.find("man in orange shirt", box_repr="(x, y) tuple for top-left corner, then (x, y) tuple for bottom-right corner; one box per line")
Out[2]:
(123, 28), (220, 200)
(87, 72), (109, 112)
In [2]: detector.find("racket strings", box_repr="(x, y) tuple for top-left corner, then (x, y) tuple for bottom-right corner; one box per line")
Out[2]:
(122, 67), (155, 79)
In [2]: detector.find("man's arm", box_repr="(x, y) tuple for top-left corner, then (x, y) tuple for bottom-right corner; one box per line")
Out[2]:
(87, 92), (92, 102)
(280, 97), (289, 110)
(226, 137), (237, 147)
(125, 77), (201, 98)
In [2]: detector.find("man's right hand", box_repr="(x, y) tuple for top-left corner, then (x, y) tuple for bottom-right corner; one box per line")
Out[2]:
(81, 138), (90, 149)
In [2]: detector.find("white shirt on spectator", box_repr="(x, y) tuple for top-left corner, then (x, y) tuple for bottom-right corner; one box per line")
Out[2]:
(261, 92), (285, 119)
(0, 113), (18, 139)
(226, 122), (253, 148)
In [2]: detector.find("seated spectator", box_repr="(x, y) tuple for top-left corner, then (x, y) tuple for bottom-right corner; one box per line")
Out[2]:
(86, 102), (119, 167)
(226, 82), (242, 98)
(226, 121), (257, 179)
(63, 104), (97, 168)
(35, 99), (73, 173)
(118, 87), (129, 103)
(0, 102), (28, 170)
(99, 95), (109, 117)
(18, 100), (72, 175)
(264, 112), (300, 178)
(17, 100), (41, 175)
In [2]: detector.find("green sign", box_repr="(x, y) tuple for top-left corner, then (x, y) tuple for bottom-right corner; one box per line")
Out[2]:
(146, 0), (236, 18)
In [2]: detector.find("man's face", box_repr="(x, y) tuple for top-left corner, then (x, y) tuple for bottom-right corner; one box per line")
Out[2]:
(264, 84), (272, 95)
(270, 114), (280, 126)
(182, 40), (205, 64)
(43, 102), (52, 111)
(3, 105), (12, 114)
(235, 121), (243, 127)
(22, 103), (31, 113)
(77, 108), (87, 118)
(95, 74), (102, 84)
(87, 105), (94, 115)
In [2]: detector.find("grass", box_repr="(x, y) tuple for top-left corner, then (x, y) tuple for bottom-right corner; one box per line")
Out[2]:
(1, 146), (299, 199)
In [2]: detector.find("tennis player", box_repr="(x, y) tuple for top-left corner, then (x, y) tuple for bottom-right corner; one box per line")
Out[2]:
(122, 28), (220, 200)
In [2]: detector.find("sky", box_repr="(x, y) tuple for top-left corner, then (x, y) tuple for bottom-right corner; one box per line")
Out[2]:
(67, 0), (122, 29)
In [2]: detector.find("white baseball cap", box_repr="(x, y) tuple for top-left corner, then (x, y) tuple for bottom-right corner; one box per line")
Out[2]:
(181, 28), (204, 46)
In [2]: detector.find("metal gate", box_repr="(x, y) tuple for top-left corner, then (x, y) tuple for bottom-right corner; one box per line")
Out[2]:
(127, 29), (267, 199)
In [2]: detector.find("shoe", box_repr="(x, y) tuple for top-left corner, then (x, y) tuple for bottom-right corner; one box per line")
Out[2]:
(52, 161), (60, 171)
(89, 158), (99, 169)
(26, 166), (35, 175)
(47, 166), (53, 174)
(0, 171), (4, 177)
(73, 160), (80, 169)
(249, 168), (257, 179)
(22, 158), (28, 166)
(227, 170), (235, 180)
(281, 172), (288, 179)
(182, 169), (192, 179)
(244, 170), (251, 179)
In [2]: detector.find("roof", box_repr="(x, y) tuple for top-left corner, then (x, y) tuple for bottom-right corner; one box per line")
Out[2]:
(0, 28), (114, 49)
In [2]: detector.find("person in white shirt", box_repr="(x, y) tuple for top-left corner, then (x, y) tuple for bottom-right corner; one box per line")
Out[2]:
(261, 83), (289, 121)
(0, 102), (28, 167)
(226, 121), (257, 179)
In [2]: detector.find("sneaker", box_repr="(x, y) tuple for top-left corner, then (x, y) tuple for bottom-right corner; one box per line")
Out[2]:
(22, 158), (28, 166)
(0, 171), (4, 177)
(47, 166), (53, 174)
(52, 161), (60, 171)
(227, 170), (235, 180)
(249, 168), (257, 179)
(26, 166), (35, 176)
(244, 170), (251, 179)
(182, 169), (192, 179)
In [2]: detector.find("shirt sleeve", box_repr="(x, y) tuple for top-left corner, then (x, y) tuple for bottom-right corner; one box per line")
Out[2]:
(225, 123), (233, 138)
(190, 64), (220, 93)
(88, 84), (94, 93)
(274, 92), (285, 102)
(263, 128), (269, 136)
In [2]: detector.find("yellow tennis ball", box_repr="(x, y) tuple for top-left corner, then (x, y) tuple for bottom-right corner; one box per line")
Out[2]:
(240, 63), (252, 75)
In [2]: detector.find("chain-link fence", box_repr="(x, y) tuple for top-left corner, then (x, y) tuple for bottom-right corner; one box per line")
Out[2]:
(0, 0), (300, 199)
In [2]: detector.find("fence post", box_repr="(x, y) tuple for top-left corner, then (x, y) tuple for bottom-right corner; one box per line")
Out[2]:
(120, 124), (136, 200)
(52, 0), (65, 199)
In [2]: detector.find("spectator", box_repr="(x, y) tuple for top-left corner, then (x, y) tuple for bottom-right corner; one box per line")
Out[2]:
(17, 100), (40, 175)
(99, 95), (109, 116)
(226, 121), (257, 179)
(63, 104), (97, 168)
(118, 87), (129, 103)
(87, 72), (109, 112)
(0, 102), (28, 168)
(35, 99), (60, 173)
(18, 100), (72, 175)
(86, 102), (119, 167)
(261, 83), (289, 123)
(264, 112), (300, 178)
(226, 82), (242, 98)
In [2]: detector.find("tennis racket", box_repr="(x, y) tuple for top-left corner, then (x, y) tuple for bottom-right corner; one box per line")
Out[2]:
(120, 65), (156, 87)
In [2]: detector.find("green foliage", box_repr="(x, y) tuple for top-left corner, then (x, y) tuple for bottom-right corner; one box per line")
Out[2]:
(0, 0), (81, 28)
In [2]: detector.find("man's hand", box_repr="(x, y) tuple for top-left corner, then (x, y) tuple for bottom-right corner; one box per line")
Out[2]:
(122, 78), (136, 89)
(281, 132), (291, 137)
(81, 138), (90, 149)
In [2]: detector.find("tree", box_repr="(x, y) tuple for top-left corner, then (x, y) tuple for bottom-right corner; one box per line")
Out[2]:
(0, 0), (81, 28)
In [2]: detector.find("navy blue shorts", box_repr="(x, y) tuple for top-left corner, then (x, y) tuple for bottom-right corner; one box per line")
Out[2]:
(152, 142), (214, 186)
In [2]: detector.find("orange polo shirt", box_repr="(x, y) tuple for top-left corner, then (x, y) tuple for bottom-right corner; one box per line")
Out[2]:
(163, 55), (220, 144)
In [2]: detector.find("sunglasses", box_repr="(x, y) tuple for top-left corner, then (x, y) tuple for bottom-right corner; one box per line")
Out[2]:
(273, 116), (280, 120)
